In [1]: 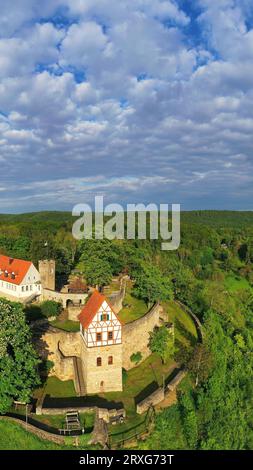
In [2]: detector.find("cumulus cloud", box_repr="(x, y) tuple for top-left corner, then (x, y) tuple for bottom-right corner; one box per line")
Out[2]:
(0, 0), (253, 211)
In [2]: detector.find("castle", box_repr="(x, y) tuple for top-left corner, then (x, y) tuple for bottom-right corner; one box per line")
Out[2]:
(0, 255), (165, 395)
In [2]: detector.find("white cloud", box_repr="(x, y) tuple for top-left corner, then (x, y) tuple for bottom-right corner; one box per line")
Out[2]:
(0, 0), (253, 211)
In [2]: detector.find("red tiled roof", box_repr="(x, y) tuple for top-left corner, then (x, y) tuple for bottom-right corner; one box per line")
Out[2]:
(78, 290), (121, 328)
(0, 255), (32, 286)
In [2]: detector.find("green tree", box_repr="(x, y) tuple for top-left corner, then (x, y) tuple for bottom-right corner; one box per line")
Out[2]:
(83, 257), (113, 289)
(149, 326), (175, 364)
(40, 300), (62, 318)
(0, 299), (40, 413)
(133, 263), (172, 306)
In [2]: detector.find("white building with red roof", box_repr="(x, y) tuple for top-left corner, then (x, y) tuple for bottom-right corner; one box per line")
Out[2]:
(78, 290), (123, 394)
(0, 254), (41, 300)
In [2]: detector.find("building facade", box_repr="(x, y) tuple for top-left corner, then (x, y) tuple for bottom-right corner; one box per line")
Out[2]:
(0, 255), (41, 299)
(79, 290), (123, 394)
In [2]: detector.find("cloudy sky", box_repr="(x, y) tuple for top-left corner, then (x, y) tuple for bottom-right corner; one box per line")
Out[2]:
(0, 0), (253, 212)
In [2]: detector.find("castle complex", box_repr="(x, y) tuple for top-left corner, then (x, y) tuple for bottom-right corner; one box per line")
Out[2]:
(0, 255), (165, 395)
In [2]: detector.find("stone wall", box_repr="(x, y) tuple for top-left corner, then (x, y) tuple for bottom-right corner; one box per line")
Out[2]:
(42, 288), (87, 308)
(166, 369), (187, 392)
(36, 327), (81, 381)
(136, 387), (165, 414)
(68, 306), (82, 321)
(39, 405), (124, 424)
(108, 275), (128, 313)
(122, 303), (162, 370)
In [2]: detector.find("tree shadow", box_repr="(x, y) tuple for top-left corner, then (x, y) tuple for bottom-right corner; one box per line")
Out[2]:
(174, 317), (197, 347)
(174, 339), (192, 367)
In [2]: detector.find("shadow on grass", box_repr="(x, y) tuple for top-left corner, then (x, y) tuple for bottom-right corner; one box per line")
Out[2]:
(43, 395), (124, 410)
(134, 381), (158, 405)
(164, 367), (182, 388)
(174, 317), (197, 347)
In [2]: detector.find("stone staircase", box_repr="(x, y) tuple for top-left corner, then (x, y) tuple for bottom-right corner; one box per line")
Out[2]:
(74, 357), (86, 396)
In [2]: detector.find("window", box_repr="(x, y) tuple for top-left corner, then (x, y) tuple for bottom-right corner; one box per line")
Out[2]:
(108, 356), (113, 365)
(97, 357), (102, 367)
(100, 313), (109, 321)
(108, 331), (113, 341)
(96, 332), (102, 342)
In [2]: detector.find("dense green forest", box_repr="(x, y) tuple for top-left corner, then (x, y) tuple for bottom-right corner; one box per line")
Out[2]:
(1, 210), (253, 449)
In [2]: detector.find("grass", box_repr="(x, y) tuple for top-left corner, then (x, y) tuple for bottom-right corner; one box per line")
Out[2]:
(224, 275), (253, 293)
(0, 419), (68, 450)
(164, 300), (198, 349)
(50, 319), (80, 332)
(118, 290), (148, 324)
(43, 377), (77, 398)
(0, 418), (97, 450)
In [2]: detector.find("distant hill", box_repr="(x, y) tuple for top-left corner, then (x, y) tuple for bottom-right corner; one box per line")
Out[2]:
(0, 210), (253, 229)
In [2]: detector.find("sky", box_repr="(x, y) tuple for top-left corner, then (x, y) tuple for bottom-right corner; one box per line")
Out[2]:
(0, 0), (253, 213)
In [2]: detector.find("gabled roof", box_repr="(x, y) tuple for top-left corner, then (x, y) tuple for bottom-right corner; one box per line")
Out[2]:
(0, 254), (32, 286)
(78, 290), (121, 329)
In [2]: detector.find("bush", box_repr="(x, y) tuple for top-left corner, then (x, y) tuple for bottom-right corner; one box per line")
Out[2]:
(40, 300), (62, 318)
(24, 304), (43, 322)
(130, 351), (142, 365)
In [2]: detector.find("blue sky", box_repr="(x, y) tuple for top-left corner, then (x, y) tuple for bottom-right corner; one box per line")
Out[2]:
(0, 0), (253, 213)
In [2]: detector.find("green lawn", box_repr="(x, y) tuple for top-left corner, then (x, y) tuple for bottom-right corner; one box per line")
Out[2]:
(0, 419), (67, 450)
(118, 291), (148, 324)
(0, 418), (97, 450)
(224, 275), (252, 293)
(43, 377), (76, 398)
(50, 319), (80, 332)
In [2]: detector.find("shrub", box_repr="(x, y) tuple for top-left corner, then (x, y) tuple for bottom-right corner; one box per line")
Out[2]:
(130, 351), (142, 365)
(40, 300), (62, 318)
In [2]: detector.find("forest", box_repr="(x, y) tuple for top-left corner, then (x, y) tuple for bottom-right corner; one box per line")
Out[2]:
(1, 210), (253, 449)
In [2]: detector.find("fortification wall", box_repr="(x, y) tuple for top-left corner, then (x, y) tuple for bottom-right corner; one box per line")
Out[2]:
(68, 306), (82, 321)
(122, 303), (162, 370)
(36, 328), (81, 381)
(41, 288), (87, 308)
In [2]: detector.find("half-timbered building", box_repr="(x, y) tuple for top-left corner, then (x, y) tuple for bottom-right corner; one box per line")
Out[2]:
(78, 290), (123, 394)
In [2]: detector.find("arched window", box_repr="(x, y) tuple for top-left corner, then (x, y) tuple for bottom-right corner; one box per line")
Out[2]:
(97, 357), (102, 367)
(108, 356), (113, 365)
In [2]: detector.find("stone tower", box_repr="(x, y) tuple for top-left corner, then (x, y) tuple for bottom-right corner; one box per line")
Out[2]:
(79, 290), (123, 394)
(38, 260), (56, 291)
